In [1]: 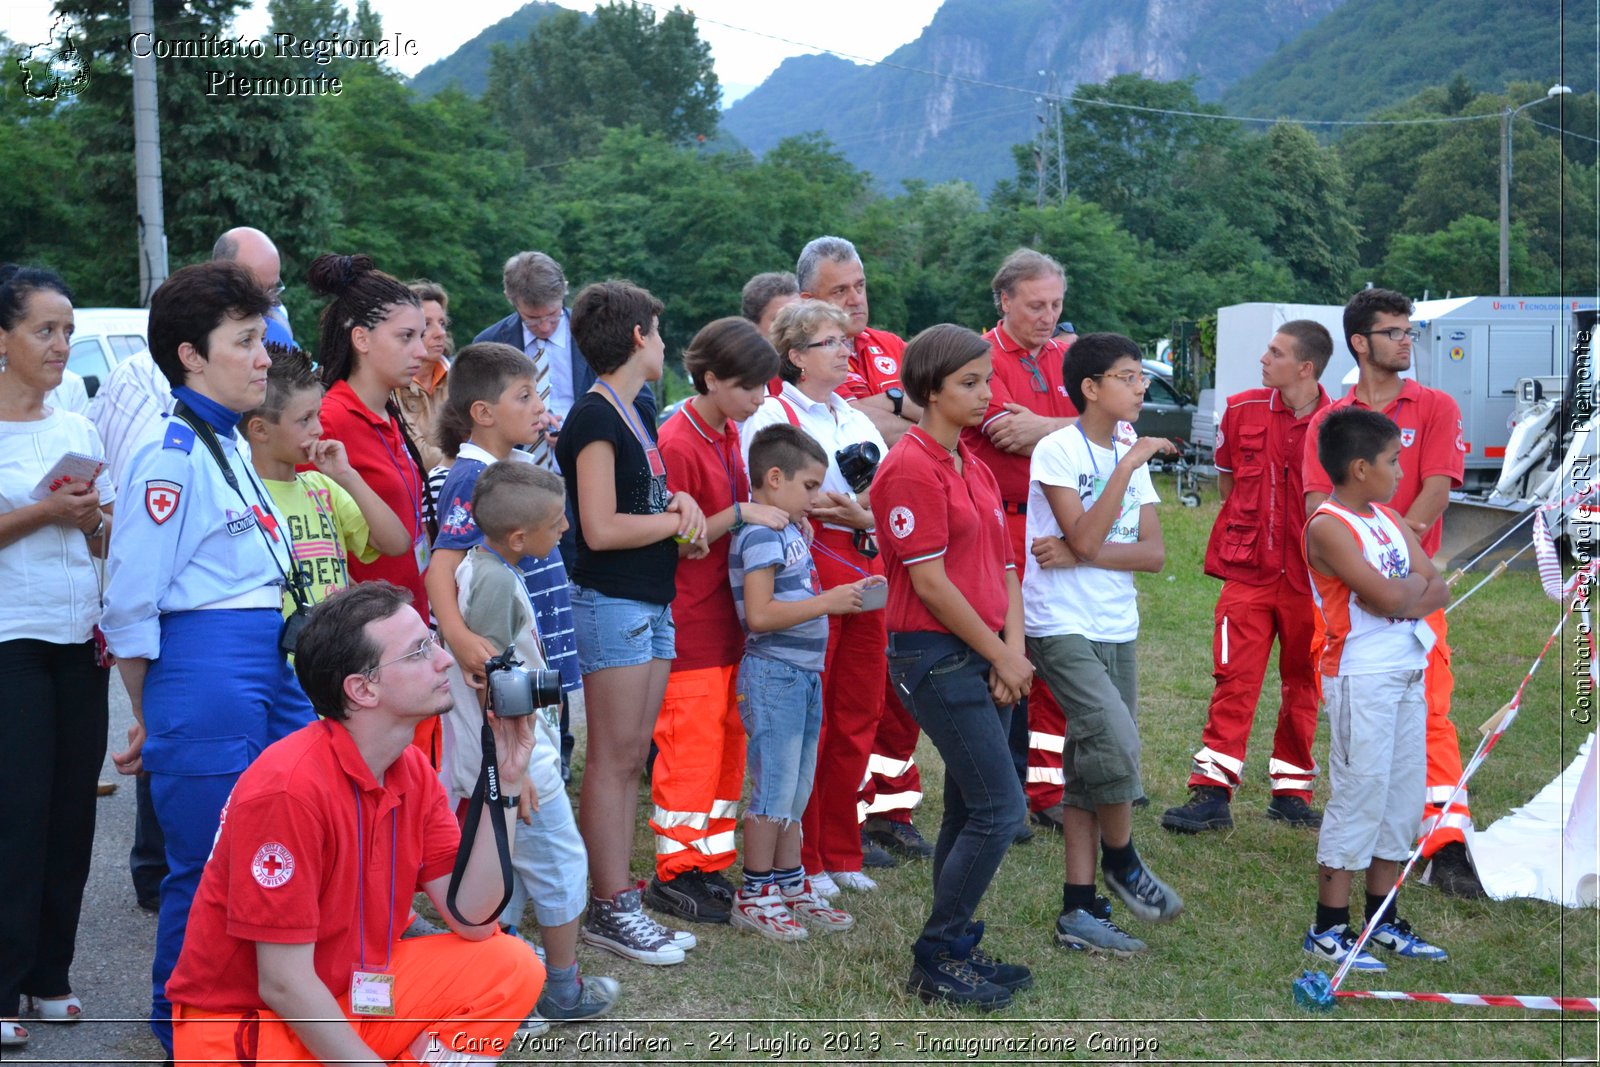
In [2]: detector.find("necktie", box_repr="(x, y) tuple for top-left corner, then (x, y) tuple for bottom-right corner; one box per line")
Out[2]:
(528, 339), (553, 468)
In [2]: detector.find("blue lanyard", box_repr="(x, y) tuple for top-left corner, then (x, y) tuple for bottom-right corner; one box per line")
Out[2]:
(352, 783), (398, 973)
(1076, 424), (1119, 476)
(362, 416), (423, 536)
(810, 536), (867, 577)
(684, 403), (741, 506)
(597, 380), (652, 453)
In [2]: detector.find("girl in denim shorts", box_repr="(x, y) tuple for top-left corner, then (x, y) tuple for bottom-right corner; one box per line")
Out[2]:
(554, 282), (707, 966)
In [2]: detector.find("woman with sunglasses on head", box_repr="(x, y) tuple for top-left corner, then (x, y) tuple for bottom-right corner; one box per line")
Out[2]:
(739, 299), (891, 898)
(963, 248), (1080, 835)
(100, 262), (315, 1056)
(0, 266), (116, 1050)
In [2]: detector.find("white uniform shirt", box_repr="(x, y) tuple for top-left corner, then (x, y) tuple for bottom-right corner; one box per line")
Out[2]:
(737, 382), (887, 533)
(89, 349), (172, 491)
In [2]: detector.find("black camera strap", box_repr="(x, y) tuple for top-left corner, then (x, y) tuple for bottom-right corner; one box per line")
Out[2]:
(172, 401), (310, 614)
(443, 699), (516, 927)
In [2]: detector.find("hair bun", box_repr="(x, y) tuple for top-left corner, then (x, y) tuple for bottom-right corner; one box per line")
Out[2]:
(306, 253), (377, 297)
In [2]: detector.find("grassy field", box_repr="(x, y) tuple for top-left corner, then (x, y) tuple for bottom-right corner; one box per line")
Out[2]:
(486, 475), (1600, 1065)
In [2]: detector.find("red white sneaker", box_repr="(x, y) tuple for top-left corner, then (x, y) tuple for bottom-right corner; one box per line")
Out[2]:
(729, 886), (808, 942)
(780, 879), (855, 933)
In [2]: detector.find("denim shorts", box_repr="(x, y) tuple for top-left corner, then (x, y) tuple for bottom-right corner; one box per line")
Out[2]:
(570, 585), (675, 673)
(737, 653), (823, 824)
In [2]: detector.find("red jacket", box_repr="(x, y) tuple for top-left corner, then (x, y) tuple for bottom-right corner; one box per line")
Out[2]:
(1203, 386), (1329, 593)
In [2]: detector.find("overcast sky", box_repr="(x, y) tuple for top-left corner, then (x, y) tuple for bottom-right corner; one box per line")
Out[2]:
(7, 0), (944, 103)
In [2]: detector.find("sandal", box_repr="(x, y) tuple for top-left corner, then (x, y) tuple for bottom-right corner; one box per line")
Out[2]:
(1, 1020), (29, 1047)
(27, 994), (83, 1023)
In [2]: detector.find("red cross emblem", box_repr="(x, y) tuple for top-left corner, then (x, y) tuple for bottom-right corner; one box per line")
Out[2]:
(252, 504), (280, 541)
(144, 480), (182, 525)
(889, 505), (915, 539)
(251, 842), (295, 888)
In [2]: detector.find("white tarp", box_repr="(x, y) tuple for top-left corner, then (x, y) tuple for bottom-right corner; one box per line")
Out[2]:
(1464, 733), (1599, 907)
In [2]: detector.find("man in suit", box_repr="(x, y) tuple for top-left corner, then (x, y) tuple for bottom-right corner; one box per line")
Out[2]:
(475, 251), (656, 456)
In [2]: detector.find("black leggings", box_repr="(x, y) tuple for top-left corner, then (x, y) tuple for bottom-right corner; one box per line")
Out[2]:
(0, 639), (108, 1015)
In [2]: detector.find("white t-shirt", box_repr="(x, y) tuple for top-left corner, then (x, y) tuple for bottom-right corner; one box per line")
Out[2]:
(1023, 422), (1159, 642)
(0, 408), (116, 644)
(738, 382), (887, 533)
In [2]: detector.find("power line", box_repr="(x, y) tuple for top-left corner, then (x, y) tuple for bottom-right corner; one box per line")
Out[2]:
(1527, 116), (1600, 144)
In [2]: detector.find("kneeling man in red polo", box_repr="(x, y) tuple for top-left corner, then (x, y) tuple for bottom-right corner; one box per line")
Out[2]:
(168, 583), (543, 1066)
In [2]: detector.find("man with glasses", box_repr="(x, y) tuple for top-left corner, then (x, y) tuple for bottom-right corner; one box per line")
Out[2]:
(1162, 320), (1332, 835)
(167, 583), (545, 1066)
(1300, 288), (1481, 897)
(213, 226), (294, 347)
(474, 251), (657, 472)
(965, 249), (1080, 834)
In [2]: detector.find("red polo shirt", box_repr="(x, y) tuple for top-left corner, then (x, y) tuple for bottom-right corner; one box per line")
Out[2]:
(165, 719), (460, 1012)
(318, 380), (430, 617)
(658, 401), (749, 672)
(838, 326), (907, 401)
(963, 323), (1078, 505)
(1203, 386), (1329, 594)
(872, 426), (1015, 634)
(1301, 379), (1465, 556)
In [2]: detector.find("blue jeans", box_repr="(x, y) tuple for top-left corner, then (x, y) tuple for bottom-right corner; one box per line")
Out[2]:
(887, 632), (1025, 952)
(570, 586), (675, 672)
(737, 653), (823, 824)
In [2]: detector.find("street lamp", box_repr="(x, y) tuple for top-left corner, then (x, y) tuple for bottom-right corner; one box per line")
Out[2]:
(1499, 83), (1571, 295)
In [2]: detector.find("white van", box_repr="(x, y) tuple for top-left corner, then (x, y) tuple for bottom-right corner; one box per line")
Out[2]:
(68, 307), (149, 396)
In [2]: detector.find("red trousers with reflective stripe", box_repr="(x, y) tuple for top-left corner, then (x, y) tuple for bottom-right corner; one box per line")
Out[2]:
(860, 679), (923, 825)
(651, 664), (743, 879)
(1418, 610), (1468, 856)
(1006, 509), (1067, 812)
(1186, 579), (1319, 800)
(173, 930), (543, 1066)
(802, 528), (886, 874)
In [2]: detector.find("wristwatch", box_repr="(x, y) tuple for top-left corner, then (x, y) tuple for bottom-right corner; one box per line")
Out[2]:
(499, 794), (520, 810)
(885, 387), (905, 418)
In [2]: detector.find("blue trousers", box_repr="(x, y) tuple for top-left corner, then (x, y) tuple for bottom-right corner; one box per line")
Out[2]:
(143, 609), (313, 1052)
(887, 632), (1025, 953)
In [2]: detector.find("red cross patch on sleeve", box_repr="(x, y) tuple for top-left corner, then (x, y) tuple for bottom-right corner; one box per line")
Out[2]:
(888, 506), (915, 538)
(144, 480), (182, 525)
(251, 842), (295, 888)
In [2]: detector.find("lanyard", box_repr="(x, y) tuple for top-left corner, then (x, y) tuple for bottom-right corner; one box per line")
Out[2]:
(362, 416), (423, 537)
(1076, 424), (1119, 477)
(351, 783), (398, 973)
(810, 535), (867, 577)
(596, 380), (667, 480)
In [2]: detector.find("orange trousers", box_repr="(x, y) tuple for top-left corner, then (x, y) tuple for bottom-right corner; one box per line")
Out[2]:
(650, 664), (743, 879)
(173, 931), (542, 1066)
(1417, 609), (1469, 856)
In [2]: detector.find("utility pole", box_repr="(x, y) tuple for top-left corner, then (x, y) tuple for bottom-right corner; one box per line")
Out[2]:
(1033, 71), (1067, 207)
(1499, 84), (1571, 296)
(131, 0), (168, 303)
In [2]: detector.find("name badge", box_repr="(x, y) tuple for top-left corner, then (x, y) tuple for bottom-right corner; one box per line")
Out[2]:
(350, 970), (395, 1016)
(1412, 618), (1438, 656)
(413, 535), (431, 573)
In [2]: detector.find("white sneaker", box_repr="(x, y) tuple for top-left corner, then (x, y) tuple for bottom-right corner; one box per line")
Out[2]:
(809, 871), (840, 899)
(729, 886), (809, 942)
(829, 870), (879, 892)
(780, 879), (855, 933)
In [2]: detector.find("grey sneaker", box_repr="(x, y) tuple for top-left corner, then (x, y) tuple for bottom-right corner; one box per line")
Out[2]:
(1104, 862), (1184, 923)
(581, 887), (686, 965)
(534, 974), (622, 1024)
(1054, 907), (1148, 957)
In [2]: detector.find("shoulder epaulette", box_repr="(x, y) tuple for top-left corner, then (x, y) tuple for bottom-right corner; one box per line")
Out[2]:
(162, 421), (196, 453)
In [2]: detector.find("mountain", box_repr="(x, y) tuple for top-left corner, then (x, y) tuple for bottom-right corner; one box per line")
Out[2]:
(720, 0), (1348, 194)
(408, 1), (578, 98)
(1221, 0), (1597, 120)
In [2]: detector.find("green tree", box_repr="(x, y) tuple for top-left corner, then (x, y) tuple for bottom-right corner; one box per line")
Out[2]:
(1249, 122), (1361, 301)
(485, 2), (718, 166)
(1378, 215), (1542, 297)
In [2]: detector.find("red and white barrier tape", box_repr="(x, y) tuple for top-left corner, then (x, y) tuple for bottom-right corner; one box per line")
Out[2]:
(1336, 990), (1600, 1012)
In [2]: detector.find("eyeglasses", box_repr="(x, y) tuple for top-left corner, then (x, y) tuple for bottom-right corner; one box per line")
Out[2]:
(267, 282), (286, 302)
(1362, 327), (1422, 343)
(1095, 370), (1151, 388)
(802, 336), (850, 351)
(1018, 355), (1048, 393)
(364, 633), (441, 678)
(520, 310), (564, 329)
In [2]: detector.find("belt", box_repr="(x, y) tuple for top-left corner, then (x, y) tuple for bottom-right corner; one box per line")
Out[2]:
(1003, 501), (1027, 516)
(195, 587), (284, 611)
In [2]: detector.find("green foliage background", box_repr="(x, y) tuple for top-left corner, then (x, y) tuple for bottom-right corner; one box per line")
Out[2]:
(3, 0), (1595, 384)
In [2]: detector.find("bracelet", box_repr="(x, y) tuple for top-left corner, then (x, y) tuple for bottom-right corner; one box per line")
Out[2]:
(90, 515), (105, 539)
(731, 501), (745, 531)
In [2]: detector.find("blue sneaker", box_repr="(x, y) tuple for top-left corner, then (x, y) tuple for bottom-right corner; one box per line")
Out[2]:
(1104, 862), (1184, 922)
(1371, 919), (1449, 962)
(1303, 923), (1386, 972)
